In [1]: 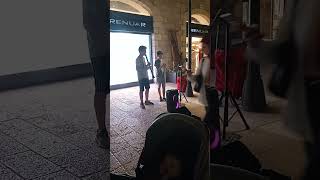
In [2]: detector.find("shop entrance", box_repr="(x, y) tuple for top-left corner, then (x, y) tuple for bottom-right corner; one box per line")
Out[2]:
(110, 10), (154, 89)
(186, 23), (210, 72)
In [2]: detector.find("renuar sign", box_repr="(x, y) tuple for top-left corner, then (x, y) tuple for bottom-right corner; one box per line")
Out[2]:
(186, 23), (210, 37)
(110, 11), (153, 34)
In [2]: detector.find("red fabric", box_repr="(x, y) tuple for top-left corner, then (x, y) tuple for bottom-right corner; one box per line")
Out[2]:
(215, 47), (247, 99)
(176, 76), (187, 92)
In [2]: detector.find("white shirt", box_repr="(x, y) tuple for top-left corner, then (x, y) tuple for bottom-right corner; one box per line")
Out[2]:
(188, 56), (216, 106)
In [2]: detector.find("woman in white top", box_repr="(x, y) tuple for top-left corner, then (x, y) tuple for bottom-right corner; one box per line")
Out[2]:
(187, 36), (216, 108)
(187, 36), (221, 150)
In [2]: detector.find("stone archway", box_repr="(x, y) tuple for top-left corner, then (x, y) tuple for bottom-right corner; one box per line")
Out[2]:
(190, 9), (210, 25)
(192, 14), (210, 25)
(110, 0), (152, 16)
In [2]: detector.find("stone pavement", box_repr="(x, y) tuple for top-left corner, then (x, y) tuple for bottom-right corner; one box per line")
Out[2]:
(0, 78), (108, 180)
(0, 77), (306, 180)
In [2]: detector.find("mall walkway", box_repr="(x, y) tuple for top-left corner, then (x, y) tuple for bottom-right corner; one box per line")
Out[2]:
(0, 78), (305, 179)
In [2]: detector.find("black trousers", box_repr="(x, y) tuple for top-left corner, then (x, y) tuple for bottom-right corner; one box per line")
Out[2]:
(204, 87), (221, 131)
(303, 80), (320, 179)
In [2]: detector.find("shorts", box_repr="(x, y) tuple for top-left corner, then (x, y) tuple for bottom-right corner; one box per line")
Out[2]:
(139, 78), (150, 92)
(156, 76), (165, 84)
(91, 56), (109, 93)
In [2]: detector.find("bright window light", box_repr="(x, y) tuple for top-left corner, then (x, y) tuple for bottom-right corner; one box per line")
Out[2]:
(110, 32), (151, 86)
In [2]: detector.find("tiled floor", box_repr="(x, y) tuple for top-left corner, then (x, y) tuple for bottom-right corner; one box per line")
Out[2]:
(0, 78), (108, 180)
(110, 82), (305, 179)
(0, 77), (306, 180)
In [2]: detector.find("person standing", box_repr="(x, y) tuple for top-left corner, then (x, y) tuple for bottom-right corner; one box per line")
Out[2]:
(187, 36), (220, 150)
(154, 51), (167, 102)
(136, 46), (154, 109)
(82, 0), (109, 149)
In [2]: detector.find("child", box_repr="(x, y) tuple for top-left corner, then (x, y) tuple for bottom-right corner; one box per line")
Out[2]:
(136, 46), (154, 109)
(154, 51), (167, 102)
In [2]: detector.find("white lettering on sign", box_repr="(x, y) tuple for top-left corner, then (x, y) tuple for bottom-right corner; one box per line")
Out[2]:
(116, 20), (121, 24)
(110, 18), (148, 28)
(191, 28), (208, 34)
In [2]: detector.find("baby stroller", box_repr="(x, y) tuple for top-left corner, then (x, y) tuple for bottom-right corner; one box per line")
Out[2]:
(136, 113), (210, 180)
(111, 112), (266, 180)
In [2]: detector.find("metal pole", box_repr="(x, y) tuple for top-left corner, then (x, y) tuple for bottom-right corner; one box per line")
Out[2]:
(186, 0), (194, 97)
(223, 22), (230, 140)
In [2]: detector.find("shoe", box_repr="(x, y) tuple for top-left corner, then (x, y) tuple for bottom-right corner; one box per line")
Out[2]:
(160, 97), (164, 102)
(140, 103), (145, 109)
(163, 98), (166, 101)
(145, 100), (154, 105)
(96, 129), (109, 149)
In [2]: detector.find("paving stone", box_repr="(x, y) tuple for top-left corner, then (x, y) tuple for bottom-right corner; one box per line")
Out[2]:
(129, 121), (149, 138)
(27, 116), (87, 137)
(110, 109), (128, 121)
(0, 163), (23, 180)
(2, 102), (46, 120)
(110, 115), (123, 127)
(0, 120), (79, 158)
(114, 123), (134, 137)
(110, 136), (131, 155)
(0, 132), (29, 158)
(20, 131), (80, 158)
(2, 151), (61, 180)
(82, 171), (109, 180)
(0, 110), (14, 122)
(0, 119), (37, 133)
(113, 146), (140, 166)
(111, 166), (127, 176)
(33, 170), (80, 180)
(63, 130), (108, 157)
(0, 119), (41, 143)
(110, 129), (119, 139)
(49, 149), (108, 178)
(121, 131), (144, 149)
(70, 111), (98, 132)
(123, 161), (138, 177)
(118, 117), (140, 128)
(110, 154), (122, 172)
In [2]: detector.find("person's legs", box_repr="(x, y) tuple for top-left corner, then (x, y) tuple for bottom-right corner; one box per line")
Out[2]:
(205, 87), (221, 150)
(162, 82), (166, 100)
(139, 80), (145, 109)
(94, 92), (106, 130)
(158, 82), (163, 101)
(145, 88), (150, 102)
(144, 78), (153, 105)
(91, 56), (109, 149)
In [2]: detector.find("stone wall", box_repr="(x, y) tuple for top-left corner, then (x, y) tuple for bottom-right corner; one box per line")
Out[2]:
(121, 0), (211, 71)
